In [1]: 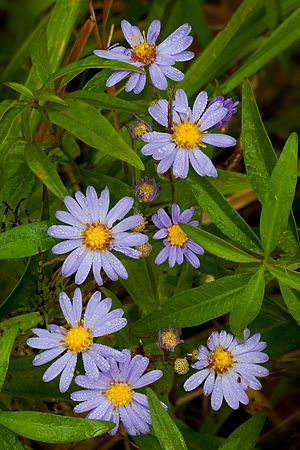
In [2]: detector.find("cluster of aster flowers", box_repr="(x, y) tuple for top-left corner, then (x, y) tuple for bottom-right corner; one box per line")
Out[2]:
(26, 18), (270, 440)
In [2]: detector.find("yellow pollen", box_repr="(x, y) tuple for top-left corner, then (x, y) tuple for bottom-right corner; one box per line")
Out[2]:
(209, 347), (234, 374)
(167, 224), (188, 247)
(138, 182), (155, 202)
(172, 121), (205, 149)
(105, 382), (133, 407)
(133, 122), (149, 139)
(161, 331), (178, 349)
(82, 222), (112, 251)
(131, 41), (157, 65)
(65, 325), (93, 353)
(132, 219), (146, 232)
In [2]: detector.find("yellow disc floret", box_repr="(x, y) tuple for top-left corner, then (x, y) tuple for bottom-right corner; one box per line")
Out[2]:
(82, 222), (112, 251)
(65, 325), (93, 353)
(161, 331), (178, 349)
(132, 122), (149, 139)
(209, 347), (234, 374)
(105, 382), (133, 407)
(172, 121), (205, 149)
(131, 41), (157, 65)
(167, 224), (188, 247)
(138, 182), (155, 202)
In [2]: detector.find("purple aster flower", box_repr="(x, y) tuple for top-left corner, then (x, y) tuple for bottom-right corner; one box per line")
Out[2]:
(133, 175), (160, 203)
(47, 186), (148, 285)
(209, 95), (239, 128)
(157, 324), (183, 351)
(128, 115), (152, 140)
(71, 349), (164, 435)
(94, 20), (194, 94)
(183, 329), (269, 411)
(142, 89), (237, 179)
(152, 204), (204, 268)
(27, 288), (127, 393)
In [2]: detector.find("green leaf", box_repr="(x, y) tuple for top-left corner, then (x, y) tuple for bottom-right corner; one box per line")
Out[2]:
(222, 7), (300, 93)
(30, 26), (51, 84)
(132, 273), (253, 335)
(260, 133), (298, 255)
(219, 413), (265, 450)
(0, 106), (27, 150)
(0, 325), (18, 391)
(49, 99), (144, 170)
(0, 425), (23, 450)
(279, 282), (300, 325)
(0, 312), (43, 334)
(38, 91), (68, 105)
(25, 142), (68, 200)
(180, 224), (260, 264)
(0, 221), (55, 259)
(4, 82), (34, 99)
(0, 412), (113, 444)
(43, 55), (143, 89)
(66, 90), (148, 115)
(267, 265), (300, 291)
(147, 388), (188, 450)
(188, 172), (263, 255)
(213, 170), (250, 196)
(230, 266), (265, 337)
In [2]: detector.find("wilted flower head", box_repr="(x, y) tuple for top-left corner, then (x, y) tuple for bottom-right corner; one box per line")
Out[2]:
(157, 325), (183, 351)
(27, 288), (127, 393)
(183, 329), (269, 411)
(94, 20), (194, 94)
(129, 116), (152, 140)
(142, 89), (236, 179)
(133, 175), (160, 203)
(71, 349), (164, 435)
(209, 96), (239, 128)
(136, 242), (153, 258)
(152, 204), (204, 268)
(47, 186), (148, 285)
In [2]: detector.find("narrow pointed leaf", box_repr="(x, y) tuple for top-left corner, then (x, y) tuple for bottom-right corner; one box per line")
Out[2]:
(0, 325), (18, 391)
(279, 282), (300, 325)
(260, 133), (298, 255)
(219, 413), (265, 450)
(4, 82), (33, 99)
(268, 265), (300, 291)
(29, 26), (51, 84)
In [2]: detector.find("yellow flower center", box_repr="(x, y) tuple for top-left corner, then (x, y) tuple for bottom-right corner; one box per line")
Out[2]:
(82, 222), (112, 251)
(132, 122), (149, 139)
(131, 41), (157, 65)
(105, 382), (133, 407)
(209, 347), (234, 374)
(167, 224), (188, 247)
(172, 121), (205, 149)
(161, 330), (178, 349)
(138, 182), (155, 202)
(64, 325), (93, 353)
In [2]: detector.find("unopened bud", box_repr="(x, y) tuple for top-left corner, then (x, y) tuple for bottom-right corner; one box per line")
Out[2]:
(174, 358), (189, 375)
(136, 242), (152, 258)
(204, 274), (215, 283)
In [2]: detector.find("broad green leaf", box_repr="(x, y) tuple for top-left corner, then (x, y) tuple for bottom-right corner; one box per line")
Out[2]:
(267, 265), (300, 291)
(147, 389), (188, 450)
(180, 223), (260, 264)
(230, 266), (265, 337)
(66, 90), (148, 115)
(213, 170), (250, 196)
(4, 82), (33, 99)
(43, 55), (143, 89)
(222, 7), (300, 93)
(0, 312), (42, 334)
(242, 79), (299, 251)
(0, 221), (55, 259)
(132, 273), (253, 335)
(279, 282), (300, 325)
(0, 325), (18, 391)
(0, 106), (27, 149)
(0, 425), (23, 450)
(188, 172), (263, 255)
(30, 26), (51, 84)
(49, 99), (144, 170)
(260, 133), (298, 255)
(133, 434), (162, 450)
(25, 142), (68, 200)
(219, 413), (265, 450)
(0, 411), (113, 444)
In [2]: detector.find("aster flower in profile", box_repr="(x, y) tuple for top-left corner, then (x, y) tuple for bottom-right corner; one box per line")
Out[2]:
(48, 186), (148, 285)
(94, 20), (194, 94)
(152, 204), (204, 268)
(209, 95), (239, 128)
(133, 175), (160, 203)
(27, 288), (127, 393)
(71, 349), (164, 435)
(183, 329), (269, 411)
(128, 115), (152, 141)
(157, 324), (183, 352)
(142, 89), (237, 179)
